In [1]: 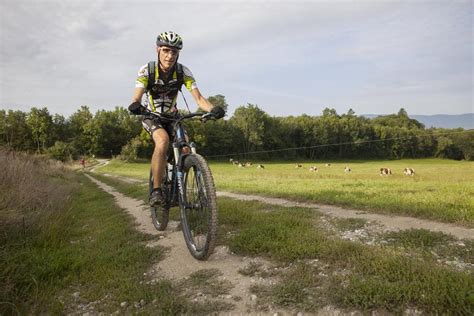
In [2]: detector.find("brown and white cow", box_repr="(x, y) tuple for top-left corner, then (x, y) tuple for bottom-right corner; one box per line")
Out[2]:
(309, 166), (318, 172)
(344, 166), (352, 173)
(257, 164), (265, 169)
(380, 167), (392, 176)
(295, 163), (302, 168)
(404, 168), (415, 176)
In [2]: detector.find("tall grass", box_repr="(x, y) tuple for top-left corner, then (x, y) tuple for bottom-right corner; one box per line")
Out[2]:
(0, 148), (75, 313)
(0, 148), (72, 217)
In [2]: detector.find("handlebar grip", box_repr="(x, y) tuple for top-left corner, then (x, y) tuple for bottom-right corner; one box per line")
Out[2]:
(201, 112), (216, 122)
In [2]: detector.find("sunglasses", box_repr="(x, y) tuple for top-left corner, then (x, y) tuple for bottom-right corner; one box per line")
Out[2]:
(161, 47), (179, 56)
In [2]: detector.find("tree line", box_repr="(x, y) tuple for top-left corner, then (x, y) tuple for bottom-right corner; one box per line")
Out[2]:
(1, 95), (472, 161)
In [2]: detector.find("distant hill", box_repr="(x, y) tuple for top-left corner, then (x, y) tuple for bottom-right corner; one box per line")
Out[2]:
(362, 113), (473, 129)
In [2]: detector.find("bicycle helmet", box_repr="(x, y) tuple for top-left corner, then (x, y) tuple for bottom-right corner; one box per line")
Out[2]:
(156, 31), (183, 49)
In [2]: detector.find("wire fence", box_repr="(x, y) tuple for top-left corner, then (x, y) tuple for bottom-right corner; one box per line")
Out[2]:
(205, 129), (473, 159)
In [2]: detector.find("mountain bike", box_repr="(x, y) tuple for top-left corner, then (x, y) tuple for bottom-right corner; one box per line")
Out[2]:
(146, 110), (218, 260)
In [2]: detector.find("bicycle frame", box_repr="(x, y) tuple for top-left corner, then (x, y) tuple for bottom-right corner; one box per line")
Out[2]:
(145, 110), (219, 259)
(148, 111), (211, 208)
(168, 122), (196, 208)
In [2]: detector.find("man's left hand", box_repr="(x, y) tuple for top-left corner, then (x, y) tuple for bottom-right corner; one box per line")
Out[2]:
(210, 106), (225, 119)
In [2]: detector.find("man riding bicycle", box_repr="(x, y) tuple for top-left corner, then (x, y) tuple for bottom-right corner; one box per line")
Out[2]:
(128, 31), (225, 207)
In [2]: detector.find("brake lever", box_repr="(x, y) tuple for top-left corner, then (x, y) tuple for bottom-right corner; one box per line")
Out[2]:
(201, 112), (216, 123)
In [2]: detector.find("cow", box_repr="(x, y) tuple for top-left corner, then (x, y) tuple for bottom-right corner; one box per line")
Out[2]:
(309, 166), (318, 172)
(245, 162), (253, 167)
(229, 158), (234, 164)
(380, 167), (392, 176)
(404, 168), (415, 176)
(344, 166), (352, 173)
(325, 163), (331, 167)
(257, 164), (265, 169)
(295, 164), (303, 168)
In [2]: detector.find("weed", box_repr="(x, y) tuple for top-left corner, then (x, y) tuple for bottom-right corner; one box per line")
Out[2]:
(177, 269), (234, 314)
(180, 269), (233, 297)
(383, 228), (455, 248)
(250, 263), (325, 312)
(381, 229), (474, 265)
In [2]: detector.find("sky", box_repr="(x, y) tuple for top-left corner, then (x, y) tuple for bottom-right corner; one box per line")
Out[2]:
(0, 0), (472, 118)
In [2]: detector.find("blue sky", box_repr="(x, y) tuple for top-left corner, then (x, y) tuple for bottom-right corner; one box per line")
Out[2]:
(1, 0), (472, 117)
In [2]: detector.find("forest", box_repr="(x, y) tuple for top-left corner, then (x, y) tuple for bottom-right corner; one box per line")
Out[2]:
(1, 95), (472, 161)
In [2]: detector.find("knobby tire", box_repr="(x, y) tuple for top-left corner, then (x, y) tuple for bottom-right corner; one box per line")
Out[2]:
(180, 153), (218, 260)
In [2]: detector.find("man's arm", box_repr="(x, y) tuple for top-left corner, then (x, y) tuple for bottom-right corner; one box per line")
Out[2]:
(132, 87), (145, 103)
(190, 88), (215, 112)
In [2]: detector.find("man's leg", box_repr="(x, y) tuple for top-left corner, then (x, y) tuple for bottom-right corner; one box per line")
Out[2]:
(151, 128), (170, 189)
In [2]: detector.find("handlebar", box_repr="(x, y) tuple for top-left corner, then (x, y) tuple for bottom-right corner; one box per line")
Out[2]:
(144, 110), (216, 123)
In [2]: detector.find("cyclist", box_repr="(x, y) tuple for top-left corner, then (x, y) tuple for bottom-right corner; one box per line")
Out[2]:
(128, 31), (225, 207)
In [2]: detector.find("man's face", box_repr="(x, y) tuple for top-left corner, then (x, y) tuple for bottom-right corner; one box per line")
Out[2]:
(157, 46), (179, 70)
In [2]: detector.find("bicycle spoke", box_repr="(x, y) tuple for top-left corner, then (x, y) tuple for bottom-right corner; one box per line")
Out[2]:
(180, 154), (218, 260)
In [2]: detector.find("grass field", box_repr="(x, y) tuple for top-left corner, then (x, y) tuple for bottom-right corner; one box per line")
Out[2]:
(96, 158), (474, 227)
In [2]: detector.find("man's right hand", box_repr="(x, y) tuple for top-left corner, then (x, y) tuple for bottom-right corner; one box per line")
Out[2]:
(128, 101), (147, 115)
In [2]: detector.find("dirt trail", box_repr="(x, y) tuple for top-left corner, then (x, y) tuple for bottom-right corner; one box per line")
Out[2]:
(89, 159), (110, 172)
(85, 174), (292, 315)
(217, 192), (474, 240)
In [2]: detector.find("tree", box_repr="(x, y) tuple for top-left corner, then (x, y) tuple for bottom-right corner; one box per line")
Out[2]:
(397, 108), (408, 117)
(230, 104), (267, 154)
(68, 106), (93, 155)
(207, 95), (229, 112)
(26, 107), (53, 152)
(435, 136), (463, 159)
(0, 110), (6, 146)
(3, 110), (33, 151)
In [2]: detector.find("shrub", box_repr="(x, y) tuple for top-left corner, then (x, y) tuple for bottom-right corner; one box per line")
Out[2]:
(118, 137), (141, 162)
(47, 141), (76, 161)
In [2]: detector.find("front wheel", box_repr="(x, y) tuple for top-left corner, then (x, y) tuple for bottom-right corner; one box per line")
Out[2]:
(180, 154), (218, 260)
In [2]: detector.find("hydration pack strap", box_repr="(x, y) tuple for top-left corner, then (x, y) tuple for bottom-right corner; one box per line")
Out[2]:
(175, 63), (184, 91)
(146, 61), (155, 91)
(147, 61), (184, 91)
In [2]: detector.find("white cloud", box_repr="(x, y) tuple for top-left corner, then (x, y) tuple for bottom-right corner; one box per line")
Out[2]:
(1, 0), (472, 116)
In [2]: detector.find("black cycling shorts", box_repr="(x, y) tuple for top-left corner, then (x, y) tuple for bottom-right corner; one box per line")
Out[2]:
(142, 117), (175, 138)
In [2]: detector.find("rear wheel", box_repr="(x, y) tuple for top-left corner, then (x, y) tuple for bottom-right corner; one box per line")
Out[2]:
(149, 169), (169, 231)
(180, 154), (218, 260)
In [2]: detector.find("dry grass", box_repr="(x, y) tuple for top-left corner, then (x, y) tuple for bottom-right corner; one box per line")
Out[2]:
(0, 148), (72, 222)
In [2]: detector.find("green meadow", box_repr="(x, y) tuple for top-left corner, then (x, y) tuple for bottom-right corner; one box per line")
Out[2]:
(97, 158), (474, 227)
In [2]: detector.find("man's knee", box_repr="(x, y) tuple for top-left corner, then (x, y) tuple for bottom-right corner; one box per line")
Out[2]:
(152, 129), (169, 152)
